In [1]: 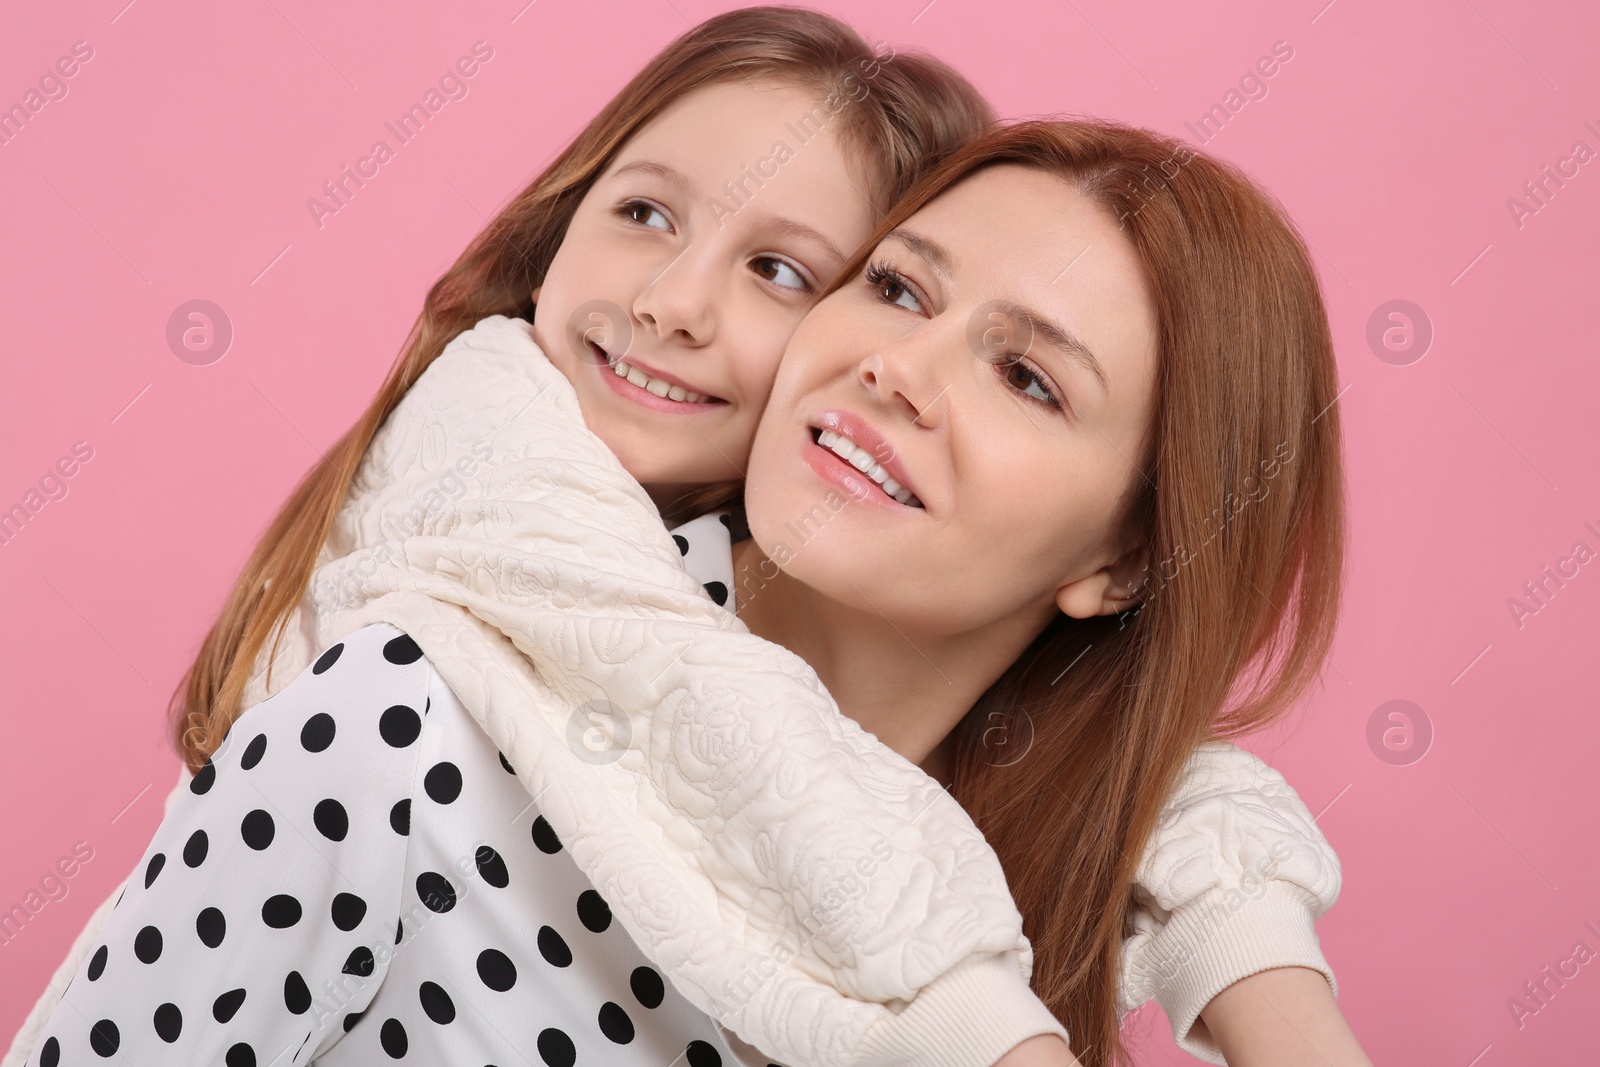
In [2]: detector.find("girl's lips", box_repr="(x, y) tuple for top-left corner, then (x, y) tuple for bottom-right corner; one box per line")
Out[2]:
(590, 343), (727, 414)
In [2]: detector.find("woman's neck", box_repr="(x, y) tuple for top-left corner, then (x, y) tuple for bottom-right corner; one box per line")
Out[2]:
(728, 536), (1051, 777)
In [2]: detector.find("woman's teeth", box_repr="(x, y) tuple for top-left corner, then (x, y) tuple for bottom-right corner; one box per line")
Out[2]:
(817, 429), (923, 508)
(610, 359), (711, 403)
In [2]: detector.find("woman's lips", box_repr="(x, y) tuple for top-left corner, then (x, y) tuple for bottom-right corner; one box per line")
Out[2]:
(798, 430), (922, 511)
(590, 343), (727, 413)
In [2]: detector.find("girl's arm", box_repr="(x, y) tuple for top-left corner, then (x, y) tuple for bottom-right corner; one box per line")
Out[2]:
(1119, 741), (1347, 1063)
(994, 1034), (1084, 1066)
(1197, 965), (1373, 1066)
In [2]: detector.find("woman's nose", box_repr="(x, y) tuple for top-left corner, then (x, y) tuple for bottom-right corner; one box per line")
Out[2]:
(857, 317), (959, 430)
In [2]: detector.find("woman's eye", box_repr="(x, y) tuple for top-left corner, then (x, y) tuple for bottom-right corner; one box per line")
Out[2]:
(1000, 358), (1063, 410)
(866, 265), (922, 313)
(752, 256), (809, 292)
(622, 200), (671, 231)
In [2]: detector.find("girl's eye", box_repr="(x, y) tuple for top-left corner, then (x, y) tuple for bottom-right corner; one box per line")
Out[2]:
(752, 255), (809, 292)
(996, 356), (1065, 411)
(619, 199), (671, 231)
(864, 262), (923, 313)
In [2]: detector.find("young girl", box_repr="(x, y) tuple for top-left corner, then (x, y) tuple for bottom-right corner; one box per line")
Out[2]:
(8, 19), (1358, 1067)
(5, 8), (1006, 1067)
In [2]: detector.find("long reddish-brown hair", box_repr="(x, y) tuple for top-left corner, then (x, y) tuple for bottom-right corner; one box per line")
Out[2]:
(812, 119), (1347, 1066)
(169, 7), (994, 771)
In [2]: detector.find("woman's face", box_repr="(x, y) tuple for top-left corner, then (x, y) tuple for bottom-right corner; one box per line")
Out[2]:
(744, 164), (1161, 635)
(531, 79), (877, 494)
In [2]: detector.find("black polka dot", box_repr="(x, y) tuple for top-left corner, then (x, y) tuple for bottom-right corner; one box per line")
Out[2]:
(395, 916), (404, 944)
(241, 808), (275, 850)
(134, 925), (162, 963)
(416, 872), (457, 913)
(537, 925), (572, 967)
(285, 971), (312, 1014)
(342, 1010), (365, 1033)
(531, 816), (562, 854)
(213, 987), (247, 1023)
(477, 948), (517, 991)
(314, 799), (349, 841)
(537, 1028), (576, 1067)
(38, 1036), (59, 1067)
(115, 887), (124, 908)
(383, 633), (424, 664)
(241, 733), (268, 770)
(153, 1001), (182, 1042)
(475, 846), (509, 888)
(424, 761), (462, 804)
(577, 889), (612, 932)
(263, 894), (303, 928)
(380, 704), (422, 747)
(380, 1017), (408, 1057)
(144, 852), (165, 888)
(331, 892), (367, 931)
(702, 581), (728, 606)
(191, 758), (217, 795)
(197, 907), (226, 947)
(312, 643), (344, 674)
(598, 1001), (635, 1044)
(418, 980), (455, 1023)
(630, 966), (664, 1008)
(183, 828), (208, 868)
(87, 944), (108, 981)
(673, 534), (689, 555)
(88, 1018), (119, 1057)
(226, 1042), (256, 1067)
(718, 512), (732, 530)
(390, 798), (411, 836)
(343, 946), (376, 977)
(301, 712), (336, 752)
(498, 751), (516, 775)
(686, 1039), (723, 1067)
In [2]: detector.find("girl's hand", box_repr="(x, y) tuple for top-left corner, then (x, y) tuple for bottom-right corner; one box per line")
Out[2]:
(1198, 965), (1374, 1066)
(992, 1034), (1083, 1067)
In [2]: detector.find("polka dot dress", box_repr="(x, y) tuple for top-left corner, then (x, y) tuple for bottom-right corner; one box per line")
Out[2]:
(33, 512), (782, 1066)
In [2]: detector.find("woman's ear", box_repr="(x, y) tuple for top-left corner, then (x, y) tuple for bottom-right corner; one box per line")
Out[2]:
(1055, 542), (1150, 619)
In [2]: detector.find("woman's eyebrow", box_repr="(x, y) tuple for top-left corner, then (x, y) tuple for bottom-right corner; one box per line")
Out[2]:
(884, 228), (1109, 397)
(990, 299), (1110, 397)
(883, 228), (954, 285)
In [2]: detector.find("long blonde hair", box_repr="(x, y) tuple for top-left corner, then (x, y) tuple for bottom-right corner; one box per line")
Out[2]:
(812, 119), (1347, 1066)
(170, 6), (994, 770)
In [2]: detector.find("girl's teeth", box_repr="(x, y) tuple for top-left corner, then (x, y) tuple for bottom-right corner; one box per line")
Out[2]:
(612, 361), (706, 403)
(814, 428), (922, 507)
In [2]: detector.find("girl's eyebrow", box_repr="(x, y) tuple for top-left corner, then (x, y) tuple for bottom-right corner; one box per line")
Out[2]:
(608, 159), (694, 195)
(742, 210), (846, 264)
(608, 160), (845, 263)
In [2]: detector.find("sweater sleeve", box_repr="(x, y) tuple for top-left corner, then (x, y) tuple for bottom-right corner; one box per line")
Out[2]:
(1117, 741), (1342, 1065)
(23, 623), (429, 1067)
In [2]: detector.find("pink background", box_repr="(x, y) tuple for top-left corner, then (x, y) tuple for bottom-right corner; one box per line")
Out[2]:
(2, 0), (1597, 1062)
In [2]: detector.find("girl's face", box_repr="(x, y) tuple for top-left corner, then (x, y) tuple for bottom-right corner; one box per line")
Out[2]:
(531, 80), (877, 500)
(744, 165), (1162, 635)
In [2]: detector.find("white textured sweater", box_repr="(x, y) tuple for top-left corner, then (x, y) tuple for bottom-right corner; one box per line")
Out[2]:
(5, 315), (1342, 1066)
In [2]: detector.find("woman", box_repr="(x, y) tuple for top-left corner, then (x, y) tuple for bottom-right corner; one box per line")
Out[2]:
(720, 118), (1369, 1066)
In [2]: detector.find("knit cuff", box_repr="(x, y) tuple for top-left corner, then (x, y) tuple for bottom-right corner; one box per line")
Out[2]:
(854, 950), (1071, 1067)
(1139, 881), (1337, 1064)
